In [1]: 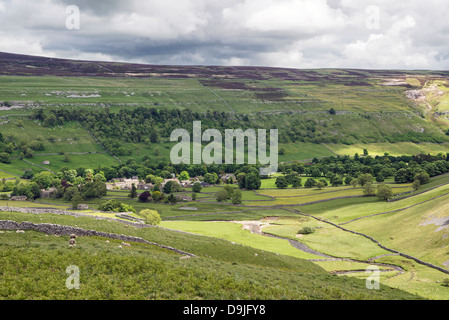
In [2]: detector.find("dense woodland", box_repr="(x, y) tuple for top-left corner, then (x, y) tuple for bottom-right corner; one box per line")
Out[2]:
(27, 108), (449, 155)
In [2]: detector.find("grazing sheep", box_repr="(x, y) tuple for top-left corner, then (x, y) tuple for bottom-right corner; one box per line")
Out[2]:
(121, 242), (131, 247)
(16, 230), (25, 233)
(69, 234), (76, 247)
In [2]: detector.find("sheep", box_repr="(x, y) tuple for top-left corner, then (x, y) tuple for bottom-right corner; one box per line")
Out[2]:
(69, 234), (76, 247)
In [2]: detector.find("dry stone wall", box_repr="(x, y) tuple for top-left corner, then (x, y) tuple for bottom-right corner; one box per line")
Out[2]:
(0, 219), (195, 257)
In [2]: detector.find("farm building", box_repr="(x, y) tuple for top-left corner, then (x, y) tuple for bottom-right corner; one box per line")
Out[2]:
(40, 187), (58, 198)
(106, 178), (140, 190)
(11, 196), (27, 201)
(137, 182), (153, 190)
(176, 195), (193, 202)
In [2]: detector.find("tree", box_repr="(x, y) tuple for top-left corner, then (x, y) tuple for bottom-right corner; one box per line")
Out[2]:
(310, 168), (321, 177)
(329, 108), (336, 115)
(152, 191), (162, 202)
(93, 172), (106, 182)
(98, 199), (136, 213)
(375, 173), (384, 183)
(63, 169), (78, 183)
(412, 179), (421, 190)
(163, 180), (175, 194)
(139, 209), (161, 225)
(149, 130), (159, 143)
(244, 172), (261, 190)
(32, 171), (56, 189)
(304, 178), (317, 188)
(231, 189), (242, 204)
(394, 168), (409, 184)
(377, 184), (393, 201)
(363, 182), (376, 196)
(291, 176), (302, 188)
(204, 172), (219, 184)
(129, 183), (137, 199)
(138, 191), (151, 202)
(72, 193), (84, 210)
(63, 186), (80, 201)
(275, 176), (288, 189)
(80, 181), (107, 199)
(0, 152), (11, 164)
(414, 171), (430, 185)
(357, 173), (374, 187)
(330, 175), (343, 187)
(215, 189), (228, 202)
(344, 176), (353, 186)
(167, 193), (178, 204)
(223, 185), (235, 198)
(178, 171), (189, 181)
(192, 182), (202, 193)
(316, 181), (325, 190)
(237, 173), (246, 189)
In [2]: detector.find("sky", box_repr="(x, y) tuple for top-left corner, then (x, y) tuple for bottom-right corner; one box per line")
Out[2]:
(0, 0), (448, 70)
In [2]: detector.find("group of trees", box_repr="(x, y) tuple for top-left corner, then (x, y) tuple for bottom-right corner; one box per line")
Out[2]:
(30, 105), (449, 151)
(215, 185), (242, 204)
(277, 153), (449, 189)
(8, 168), (107, 206)
(135, 182), (179, 204)
(0, 132), (47, 163)
(274, 168), (429, 201)
(98, 199), (136, 213)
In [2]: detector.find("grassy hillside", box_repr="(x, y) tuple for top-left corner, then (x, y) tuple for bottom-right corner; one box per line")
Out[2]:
(0, 211), (420, 300)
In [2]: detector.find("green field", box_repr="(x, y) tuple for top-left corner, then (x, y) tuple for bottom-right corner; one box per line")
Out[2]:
(325, 142), (449, 157)
(0, 210), (420, 300)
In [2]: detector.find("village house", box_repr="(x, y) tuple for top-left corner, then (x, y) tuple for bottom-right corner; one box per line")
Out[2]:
(220, 173), (236, 183)
(40, 187), (58, 199)
(77, 204), (89, 210)
(105, 178), (140, 190)
(11, 196), (27, 201)
(161, 178), (180, 188)
(137, 182), (153, 190)
(179, 180), (192, 188)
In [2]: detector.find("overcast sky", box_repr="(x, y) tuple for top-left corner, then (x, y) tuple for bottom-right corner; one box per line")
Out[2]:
(0, 0), (448, 69)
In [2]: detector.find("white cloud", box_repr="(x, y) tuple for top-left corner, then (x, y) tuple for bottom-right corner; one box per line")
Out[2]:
(223, 0), (347, 36)
(342, 15), (438, 69)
